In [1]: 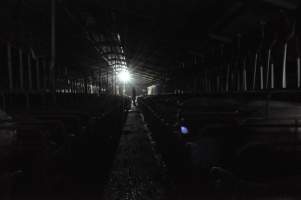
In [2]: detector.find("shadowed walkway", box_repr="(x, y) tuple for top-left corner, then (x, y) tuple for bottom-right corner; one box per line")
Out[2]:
(102, 108), (169, 200)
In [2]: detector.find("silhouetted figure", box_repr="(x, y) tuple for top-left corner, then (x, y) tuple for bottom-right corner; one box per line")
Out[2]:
(132, 87), (136, 106)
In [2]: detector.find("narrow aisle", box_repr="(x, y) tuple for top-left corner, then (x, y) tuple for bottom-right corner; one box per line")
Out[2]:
(102, 108), (169, 200)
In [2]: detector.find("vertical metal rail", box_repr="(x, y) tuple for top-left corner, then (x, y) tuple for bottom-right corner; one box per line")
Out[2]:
(107, 70), (109, 92)
(99, 68), (102, 94)
(265, 49), (271, 89)
(112, 67), (114, 94)
(271, 63), (275, 89)
(237, 70), (241, 91)
(243, 59), (247, 91)
(28, 54), (33, 90)
(226, 65), (230, 92)
(297, 56), (301, 88)
(50, 0), (56, 102)
(36, 58), (41, 90)
(216, 75), (220, 92)
(282, 43), (288, 89)
(297, 36), (301, 88)
(19, 49), (24, 90)
(42, 59), (47, 90)
(253, 53), (258, 90)
(260, 65), (264, 90)
(231, 72), (234, 92)
(7, 43), (13, 91)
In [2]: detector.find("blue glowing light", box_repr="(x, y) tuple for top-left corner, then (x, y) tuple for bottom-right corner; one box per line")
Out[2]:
(180, 126), (189, 135)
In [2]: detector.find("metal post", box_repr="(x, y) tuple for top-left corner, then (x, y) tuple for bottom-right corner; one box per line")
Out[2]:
(112, 68), (114, 95)
(106, 70), (109, 92)
(260, 65), (263, 90)
(231, 72), (234, 92)
(265, 49), (271, 89)
(226, 65), (230, 92)
(50, 0), (56, 100)
(84, 79), (88, 94)
(7, 43), (13, 91)
(98, 68), (101, 94)
(217, 76), (220, 92)
(19, 49), (24, 90)
(36, 58), (41, 90)
(114, 68), (117, 95)
(297, 57), (301, 88)
(237, 71), (241, 91)
(282, 43), (288, 88)
(42, 59), (47, 90)
(253, 53), (258, 90)
(243, 59), (247, 91)
(28, 54), (32, 90)
(271, 63), (274, 89)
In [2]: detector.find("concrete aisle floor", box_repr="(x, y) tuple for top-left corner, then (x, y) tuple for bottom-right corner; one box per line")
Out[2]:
(102, 107), (170, 200)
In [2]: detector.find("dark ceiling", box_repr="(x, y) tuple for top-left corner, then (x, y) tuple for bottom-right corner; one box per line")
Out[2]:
(1, 0), (300, 86)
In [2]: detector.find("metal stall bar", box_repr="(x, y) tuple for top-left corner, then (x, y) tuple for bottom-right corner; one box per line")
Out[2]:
(7, 43), (13, 91)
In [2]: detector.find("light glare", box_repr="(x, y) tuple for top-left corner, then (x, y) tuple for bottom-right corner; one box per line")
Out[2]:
(180, 126), (189, 135)
(118, 70), (131, 83)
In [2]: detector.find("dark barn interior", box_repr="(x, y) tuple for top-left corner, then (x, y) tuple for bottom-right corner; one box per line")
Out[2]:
(1, 0), (301, 199)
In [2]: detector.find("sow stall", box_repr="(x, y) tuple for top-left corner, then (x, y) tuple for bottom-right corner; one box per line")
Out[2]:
(138, 93), (301, 197)
(0, 93), (130, 199)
